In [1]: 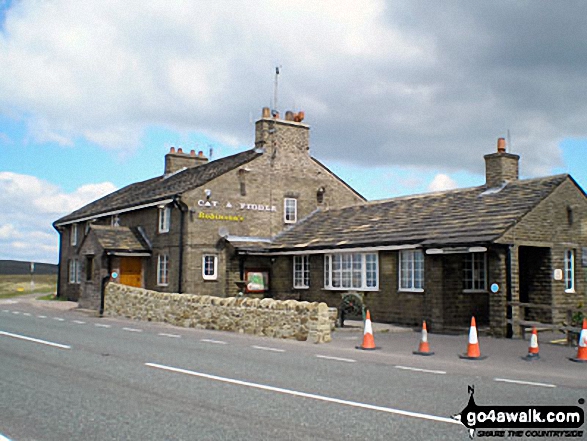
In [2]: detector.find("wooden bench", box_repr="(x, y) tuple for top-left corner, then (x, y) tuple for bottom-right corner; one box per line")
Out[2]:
(508, 319), (581, 345)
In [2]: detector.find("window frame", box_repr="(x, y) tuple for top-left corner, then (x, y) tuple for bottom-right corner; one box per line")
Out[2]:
(463, 252), (487, 292)
(284, 198), (297, 224)
(398, 250), (424, 292)
(324, 252), (379, 291)
(565, 249), (575, 293)
(157, 254), (169, 286)
(158, 206), (171, 233)
(68, 259), (80, 284)
(202, 254), (218, 281)
(293, 255), (310, 289)
(71, 223), (78, 247)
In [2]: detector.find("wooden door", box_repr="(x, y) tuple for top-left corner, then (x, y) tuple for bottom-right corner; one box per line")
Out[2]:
(119, 257), (143, 287)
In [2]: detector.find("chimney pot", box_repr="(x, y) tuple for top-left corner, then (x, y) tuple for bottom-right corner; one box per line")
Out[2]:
(497, 138), (506, 153)
(285, 111), (294, 121)
(198, 151), (204, 157)
(170, 147), (176, 154)
(293, 111), (305, 123)
(177, 147), (183, 154)
(190, 149), (196, 156)
(262, 107), (271, 118)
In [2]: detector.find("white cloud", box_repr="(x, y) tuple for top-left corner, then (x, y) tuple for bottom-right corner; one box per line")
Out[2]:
(0, 172), (116, 263)
(427, 174), (458, 192)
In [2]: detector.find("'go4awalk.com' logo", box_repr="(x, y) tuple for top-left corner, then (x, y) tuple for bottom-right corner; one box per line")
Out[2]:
(452, 386), (585, 438)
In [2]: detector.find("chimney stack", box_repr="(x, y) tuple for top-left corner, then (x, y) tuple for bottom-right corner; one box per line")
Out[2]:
(164, 146), (208, 175)
(255, 107), (310, 154)
(484, 138), (520, 188)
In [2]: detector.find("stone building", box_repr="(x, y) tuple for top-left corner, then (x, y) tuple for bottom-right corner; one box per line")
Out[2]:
(53, 109), (365, 310)
(54, 111), (587, 337)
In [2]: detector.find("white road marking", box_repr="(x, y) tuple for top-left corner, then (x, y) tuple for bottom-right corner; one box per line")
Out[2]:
(123, 327), (143, 333)
(494, 378), (556, 388)
(53, 317), (65, 321)
(158, 333), (181, 338)
(200, 339), (227, 345)
(72, 320), (86, 324)
(95, 323), (111, 328)
(2, 309), (9, 313)
(0, 330), (71, 350)
(316, 355), (356, 363)
(395, 366), (446, 375)
(23, 312), (31, 316)
(37, 315), (47, 319)
(11, 311), (20, 315)
(145, 363), (460, 425)
(252, 345), (285, 353)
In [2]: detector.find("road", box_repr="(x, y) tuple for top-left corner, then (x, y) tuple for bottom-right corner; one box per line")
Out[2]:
(1, 298), (585, 440)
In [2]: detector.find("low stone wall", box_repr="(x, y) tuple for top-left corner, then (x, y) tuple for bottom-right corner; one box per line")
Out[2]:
(104, 283), (333, 343)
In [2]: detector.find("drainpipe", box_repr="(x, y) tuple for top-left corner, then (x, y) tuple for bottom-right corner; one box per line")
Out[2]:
(174, 196), (187, 294)
(99, 252), (112, 317)
(506, 245), (513, 338)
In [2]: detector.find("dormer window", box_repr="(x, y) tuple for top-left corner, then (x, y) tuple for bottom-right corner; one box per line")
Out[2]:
(158, 206), (171, 233)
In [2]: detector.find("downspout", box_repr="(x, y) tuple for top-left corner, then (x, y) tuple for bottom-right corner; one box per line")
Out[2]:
(174, 196), (187, 294)
(100, 252), (112, 317)
(506, 245), (513, 338)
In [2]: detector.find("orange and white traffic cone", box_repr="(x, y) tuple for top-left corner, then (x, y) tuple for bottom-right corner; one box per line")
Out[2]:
(570, 318), (587, 363)
(523, 327), (540, 361)
(459, 316), (487, 360)
(356, 310), (378, 350)
(413, 320), (434, 356)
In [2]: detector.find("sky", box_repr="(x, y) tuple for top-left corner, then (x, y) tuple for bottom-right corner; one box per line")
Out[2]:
(1, 0), (586, 264)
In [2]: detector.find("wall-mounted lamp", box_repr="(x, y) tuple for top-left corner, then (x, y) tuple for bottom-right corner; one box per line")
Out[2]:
(204, 189), (212, 200)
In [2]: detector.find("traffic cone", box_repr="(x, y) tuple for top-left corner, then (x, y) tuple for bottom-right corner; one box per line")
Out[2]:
(569, 318), (587, 363)
(356, 310), (378, 350)
(413, 320), (434, 356)
(459, 316), (487, 360)
(523, 327), (540, 361)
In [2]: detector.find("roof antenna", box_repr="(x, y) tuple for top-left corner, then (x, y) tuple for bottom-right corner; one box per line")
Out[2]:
(208, 145), (214, 160)
(272, 65), (281, 117)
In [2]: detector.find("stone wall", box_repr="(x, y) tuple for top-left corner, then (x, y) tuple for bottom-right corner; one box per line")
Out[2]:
(104, 283), (333, 343)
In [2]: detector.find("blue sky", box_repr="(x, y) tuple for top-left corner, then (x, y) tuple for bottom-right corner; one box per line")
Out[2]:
(1, 1), (587, 263)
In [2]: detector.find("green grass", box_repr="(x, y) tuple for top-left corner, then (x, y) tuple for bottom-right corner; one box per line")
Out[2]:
(0, 274), (57, 299)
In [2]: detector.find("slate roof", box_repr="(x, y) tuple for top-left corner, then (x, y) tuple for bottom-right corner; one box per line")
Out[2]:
(91, 225), (151, 253)
(270, 174), (572, 251)
(54, 149), (262, 225)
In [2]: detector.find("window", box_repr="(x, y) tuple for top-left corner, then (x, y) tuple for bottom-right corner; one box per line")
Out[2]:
(324, 253), (378, 290)
(565, 249), (575, 292)
(111, 215), (120, 227)
(71, 224), (78, 246)
(85, 256), (94, 282)
(158, 206), (171, 233)
(293, 255), (310, 288)
(399, 250), (424, 291)
(157, 254), (169, 286)
(463, 253), (487, 291)
(284, 198), (297, 223)
(202, 255), (218, 280)
(68, 259), (80, 284)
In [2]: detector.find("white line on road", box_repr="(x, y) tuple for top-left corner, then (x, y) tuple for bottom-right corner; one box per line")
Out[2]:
(123, 327), (143, 333)
(252, 345), (285, 353)
(0, 330), (71, 350)
(200, 339), (227, 345)
(23, 312), (31, 316)
(95, 323), (111, 328)
(494, 378), (556, 388)
(145, 363), (460, 426)
(53, 317), (65, 321)
(315, 355), (356, 363)
(11, 311), (20, 315)
(395, 365), (446, 375)
(72, 320), (86, 324)
(2, 309), (8, 312)
(158, 333), (181, 338)
(37, 315), (47, 319)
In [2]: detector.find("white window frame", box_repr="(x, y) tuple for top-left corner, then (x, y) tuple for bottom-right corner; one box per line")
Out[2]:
(324, 252), (378, 291)
(158, 206), (171, 233)
(71, 223), (78, 246)
(293, 255), (310, 289)
(463, 253), (487, 292)
(284, 198), (297, 224)
(565, 249), (575, 293)
(68, 259), (80, 284)
(202, 254), (218, 280)
(157, 254), (169, 286)
(399, 250), (424, 292)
